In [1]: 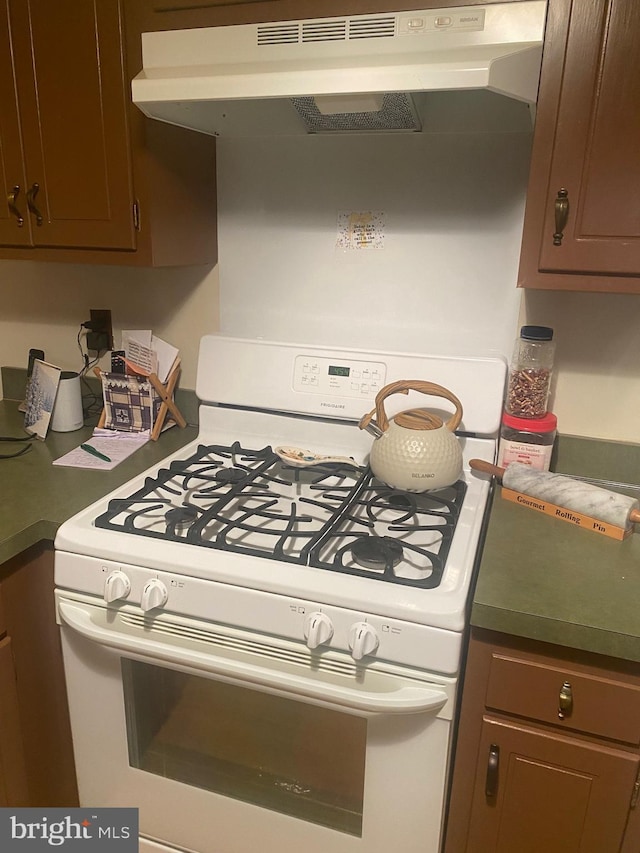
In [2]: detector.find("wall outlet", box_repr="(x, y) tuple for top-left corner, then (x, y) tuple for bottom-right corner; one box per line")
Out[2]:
(88, 309), (113, 352)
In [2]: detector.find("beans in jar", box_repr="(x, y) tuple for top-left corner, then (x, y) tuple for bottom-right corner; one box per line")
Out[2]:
(506, 367), (552, 418)
(505, 326), (555, 419)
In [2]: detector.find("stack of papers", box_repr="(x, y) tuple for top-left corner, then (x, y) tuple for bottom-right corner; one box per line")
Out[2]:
(53, 429), (150, 470)
(121, 330), (179, 383)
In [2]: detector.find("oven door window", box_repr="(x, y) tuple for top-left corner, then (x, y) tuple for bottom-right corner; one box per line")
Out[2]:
(122, 660), (367, 836)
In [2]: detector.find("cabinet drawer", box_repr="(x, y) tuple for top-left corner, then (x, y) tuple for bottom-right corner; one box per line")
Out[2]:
(486, 653), (640, 744)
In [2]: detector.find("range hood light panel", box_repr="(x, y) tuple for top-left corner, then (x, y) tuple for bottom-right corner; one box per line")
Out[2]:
(293, 93), (422, 133)
(314, 94), (385, 115)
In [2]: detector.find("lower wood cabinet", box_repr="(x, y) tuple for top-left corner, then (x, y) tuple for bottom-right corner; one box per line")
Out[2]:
(445, 629), (640, 853)
(0, 542), (78, 807)
(0, 635), (29, 806)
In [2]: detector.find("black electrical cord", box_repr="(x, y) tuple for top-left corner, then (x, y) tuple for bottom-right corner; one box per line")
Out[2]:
(0, 434), (36, 459)
(77, 323), (105, 420)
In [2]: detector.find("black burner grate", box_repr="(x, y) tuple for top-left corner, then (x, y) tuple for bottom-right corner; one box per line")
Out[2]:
(309, 475), (466, 588)
(94, 442), (366, 563)
(94, 442), (466, 588)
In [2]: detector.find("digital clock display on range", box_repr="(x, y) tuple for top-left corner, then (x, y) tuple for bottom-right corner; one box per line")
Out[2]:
(328, 365), (350, 377)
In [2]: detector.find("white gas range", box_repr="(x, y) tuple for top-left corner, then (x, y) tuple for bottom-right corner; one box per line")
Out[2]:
(54, 334), (505, 853)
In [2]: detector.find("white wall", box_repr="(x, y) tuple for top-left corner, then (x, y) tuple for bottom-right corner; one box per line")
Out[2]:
(217, 130), (530, 362)
(0, 122), (639, 446)
(0, 262), (219, 393)
(524, 290), (640, 444)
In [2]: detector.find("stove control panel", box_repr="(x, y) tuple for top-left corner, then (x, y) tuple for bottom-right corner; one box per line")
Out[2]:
(56, 553), (463, 676)
(293, 355), (386, 399)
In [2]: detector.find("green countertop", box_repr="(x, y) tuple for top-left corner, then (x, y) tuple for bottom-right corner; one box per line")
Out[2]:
(472, 437), (640, 663)
(2, 387), (639, 663)
(0, 399), (197, 564)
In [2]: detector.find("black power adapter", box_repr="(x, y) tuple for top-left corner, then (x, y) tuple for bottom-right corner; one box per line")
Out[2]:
(86, 330), (111, 352)
(84, 309), (113, 352)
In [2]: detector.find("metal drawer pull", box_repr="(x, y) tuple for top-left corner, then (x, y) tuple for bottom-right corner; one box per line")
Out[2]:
(26, 182), (44, 226)
(485, 743), (499, 798)
(558, 680), (573, 719)
(553, 188), (569, 245)
(7, 185), (24, 226)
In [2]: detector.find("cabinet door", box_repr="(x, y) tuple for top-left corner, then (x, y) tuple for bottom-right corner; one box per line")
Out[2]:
(467, 716), (639, 853)
(0, 636), (29, 806)
(519, 0), (640, 290)
(0, 0), (31, 245)
(7, 0), (136, 250)
(1, 544), (78, 807)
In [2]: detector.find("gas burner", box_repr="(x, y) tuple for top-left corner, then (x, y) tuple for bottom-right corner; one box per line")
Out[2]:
(351, 536), (404, 571)
(214, 468), (249, 485)
(366, 489), (416, 524)
(165, 505), (200, 531)
(387, 494), (414, 510)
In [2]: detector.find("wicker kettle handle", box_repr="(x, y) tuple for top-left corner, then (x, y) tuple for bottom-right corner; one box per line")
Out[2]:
(359, 380), (463, 434)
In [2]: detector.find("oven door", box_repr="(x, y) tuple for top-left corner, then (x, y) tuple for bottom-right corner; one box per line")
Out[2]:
(57, 592), (454, 853)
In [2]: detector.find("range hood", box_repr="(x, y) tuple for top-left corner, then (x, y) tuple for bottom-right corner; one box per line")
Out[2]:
(132, 1), (547, 137)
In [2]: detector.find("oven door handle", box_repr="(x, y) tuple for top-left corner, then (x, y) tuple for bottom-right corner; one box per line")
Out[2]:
(58, 600), (449, 717)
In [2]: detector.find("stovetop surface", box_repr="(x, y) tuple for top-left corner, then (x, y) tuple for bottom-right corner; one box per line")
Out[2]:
(93, 440), (466, 590)
(55, 404), (495, 630)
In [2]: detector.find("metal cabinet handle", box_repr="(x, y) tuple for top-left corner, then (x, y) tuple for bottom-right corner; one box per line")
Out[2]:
(558, 680), (573, 719)
(26, 182), (44, 226)
(553, 188), (569, 246)
(7, 184), (24, 227)
(485, 743), (499, 798)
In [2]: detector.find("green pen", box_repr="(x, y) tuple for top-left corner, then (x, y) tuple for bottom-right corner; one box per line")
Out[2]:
(80, 443), (111, 463)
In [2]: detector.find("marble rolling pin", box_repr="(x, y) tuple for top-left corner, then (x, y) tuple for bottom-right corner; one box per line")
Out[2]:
(470, 459), (640, 533)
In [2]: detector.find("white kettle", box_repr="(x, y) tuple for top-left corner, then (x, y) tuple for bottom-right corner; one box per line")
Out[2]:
(359, 380), (464, 492)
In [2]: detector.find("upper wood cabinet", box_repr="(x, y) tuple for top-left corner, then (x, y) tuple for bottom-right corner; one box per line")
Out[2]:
(518, 0), (640, 292)
(1, 0), (135, 251)
(0, 0), (29, 247)
(0, 0), (217, 266)
(128, 0), (506, 33)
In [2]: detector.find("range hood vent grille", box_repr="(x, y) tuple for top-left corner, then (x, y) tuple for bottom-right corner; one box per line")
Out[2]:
(257, 15), (396, 47)
(349, 16), (396, 39)
(256, 23), (299, 45)
(302, 20), (348, 42)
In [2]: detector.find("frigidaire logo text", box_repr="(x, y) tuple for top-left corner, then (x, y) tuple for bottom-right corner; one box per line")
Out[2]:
(320, 401), (345, 409)
(1, 808), (138, 851)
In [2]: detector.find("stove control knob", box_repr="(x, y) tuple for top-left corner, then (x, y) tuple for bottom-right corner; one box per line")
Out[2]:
(348, 622), (379, 661)
(104, 570), (131, 603)
(141, 579), (168, 612)
(303, 612), (334, 649)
